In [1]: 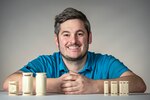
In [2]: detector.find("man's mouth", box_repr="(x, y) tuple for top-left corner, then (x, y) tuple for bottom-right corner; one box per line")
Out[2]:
(67, 45), (80, 50)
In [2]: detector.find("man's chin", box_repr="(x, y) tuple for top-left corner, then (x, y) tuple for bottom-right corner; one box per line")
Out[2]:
(61, 54), (86, 61)
(64, 56), (81, 61)
(60, 50), (88, 61)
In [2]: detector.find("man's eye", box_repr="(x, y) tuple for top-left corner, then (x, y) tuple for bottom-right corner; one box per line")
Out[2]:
(63, 34), (70, 37)
(78, 33), (84, 36)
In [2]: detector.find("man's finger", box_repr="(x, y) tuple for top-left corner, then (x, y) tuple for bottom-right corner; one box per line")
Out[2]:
(61, 81), (78, 88)
(63, 74), (78, 81)
(69, 71), (78, 75)
(62, 86), (79, 92)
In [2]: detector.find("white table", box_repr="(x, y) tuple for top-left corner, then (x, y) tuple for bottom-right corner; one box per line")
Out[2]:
(0, 91), (150, 100)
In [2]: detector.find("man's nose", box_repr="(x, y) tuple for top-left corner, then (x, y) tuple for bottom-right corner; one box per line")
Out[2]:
(70, 35), (77, 44)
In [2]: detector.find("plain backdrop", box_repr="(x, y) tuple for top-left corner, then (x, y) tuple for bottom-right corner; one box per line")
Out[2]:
(0, 0), (150, 92)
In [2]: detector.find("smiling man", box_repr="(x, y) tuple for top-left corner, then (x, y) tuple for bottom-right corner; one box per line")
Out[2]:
(56, 18), (91, 72)
(3, 7), (146, 94)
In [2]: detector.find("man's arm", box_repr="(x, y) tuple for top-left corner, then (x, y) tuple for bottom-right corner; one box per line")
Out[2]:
(61, 71), (146, 94)
(3, 71), (23, 92)
(94, 71), (147, 93)
(2, 70), (66, 93)
(3, 71), (146, 94)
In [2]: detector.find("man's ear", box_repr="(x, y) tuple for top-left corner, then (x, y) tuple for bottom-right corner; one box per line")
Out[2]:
(88, 32), (92, 44)
(54, 34), (59, 47)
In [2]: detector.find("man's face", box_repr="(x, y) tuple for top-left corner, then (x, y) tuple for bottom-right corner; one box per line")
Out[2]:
(55, 19), (92, 61)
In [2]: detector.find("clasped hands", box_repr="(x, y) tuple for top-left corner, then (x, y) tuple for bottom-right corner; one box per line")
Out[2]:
(58, 71), (98, 94)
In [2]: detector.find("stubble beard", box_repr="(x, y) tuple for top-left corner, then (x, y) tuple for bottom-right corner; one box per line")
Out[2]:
(57, 35), (90, 62)
(58, 43), (89, 61)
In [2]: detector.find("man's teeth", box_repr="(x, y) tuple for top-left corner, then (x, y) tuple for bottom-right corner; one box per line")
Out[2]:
(68, 46), (79, 49)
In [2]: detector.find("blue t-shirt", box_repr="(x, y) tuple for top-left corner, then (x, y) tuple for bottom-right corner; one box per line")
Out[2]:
(20, 51), (129, 80)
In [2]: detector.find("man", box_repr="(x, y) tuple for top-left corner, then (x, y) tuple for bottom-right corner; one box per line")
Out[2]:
(3, 7), (146, 94)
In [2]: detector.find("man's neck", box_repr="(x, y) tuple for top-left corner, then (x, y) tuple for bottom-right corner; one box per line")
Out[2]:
(62, 55), (87, 72)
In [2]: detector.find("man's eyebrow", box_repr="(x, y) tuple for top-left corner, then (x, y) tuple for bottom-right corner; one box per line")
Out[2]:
(61, 31), (70, 34)
(76, 30), (85, 33)
(60, 30), (86, 35)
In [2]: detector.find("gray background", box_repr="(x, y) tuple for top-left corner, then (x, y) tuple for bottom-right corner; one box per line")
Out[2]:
(0, 0), (150, 92)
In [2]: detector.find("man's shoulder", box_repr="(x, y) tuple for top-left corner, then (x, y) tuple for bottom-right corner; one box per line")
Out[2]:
(88, 51), (115, 60)
(36, 52), (61, 61)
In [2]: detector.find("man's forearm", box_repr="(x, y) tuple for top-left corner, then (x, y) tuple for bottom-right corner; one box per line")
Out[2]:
(3, 71), (23, 92)
(46, 78), (62, 93)
(94, 75), (146, 94)
(3, 73), (146, 94)
(3, 72), (61, 93)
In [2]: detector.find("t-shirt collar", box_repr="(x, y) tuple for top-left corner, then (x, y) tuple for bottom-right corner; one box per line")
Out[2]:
(59, 54), (69, 73)
(78, 52), (93, 73)
(59, 52), (93, 73)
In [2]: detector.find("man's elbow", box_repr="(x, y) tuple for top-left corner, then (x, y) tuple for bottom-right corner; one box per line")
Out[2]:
(2, 81), (8, 91)
(135, 77), (147, 93)
(140, 82), (147, 93)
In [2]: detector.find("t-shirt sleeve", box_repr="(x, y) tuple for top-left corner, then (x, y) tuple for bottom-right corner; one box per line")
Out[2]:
(20, 56), (48, 77)
(106, 55), (130, 79)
